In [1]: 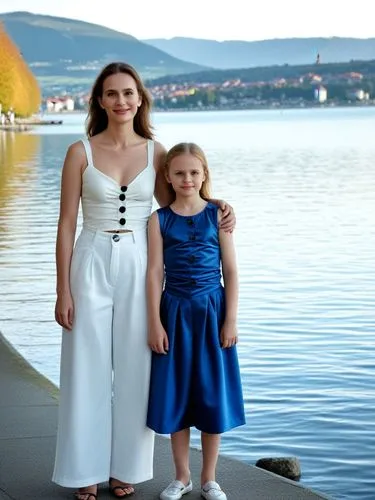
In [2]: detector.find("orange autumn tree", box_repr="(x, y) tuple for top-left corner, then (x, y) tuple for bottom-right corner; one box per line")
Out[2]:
(0, 23), (41, 117)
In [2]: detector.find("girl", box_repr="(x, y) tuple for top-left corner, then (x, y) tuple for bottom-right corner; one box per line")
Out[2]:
(146, 143), (245, 500)
(52, 63), (236, 500)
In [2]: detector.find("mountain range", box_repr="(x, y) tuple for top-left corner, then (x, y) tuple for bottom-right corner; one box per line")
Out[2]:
(144, 37), (375, 69)
(1, 11), (375, 95)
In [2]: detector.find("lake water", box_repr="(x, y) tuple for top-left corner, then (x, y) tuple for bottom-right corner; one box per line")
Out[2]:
(0, 108), (374, 500)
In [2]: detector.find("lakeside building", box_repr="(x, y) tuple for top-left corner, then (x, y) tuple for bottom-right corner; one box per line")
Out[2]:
(45, 96), (75, 112)
(314, 85), (328, 103)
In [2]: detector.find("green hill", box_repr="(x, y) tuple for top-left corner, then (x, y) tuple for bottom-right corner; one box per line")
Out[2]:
(0, 11), (207, 93)
(147, 59), (375, 86)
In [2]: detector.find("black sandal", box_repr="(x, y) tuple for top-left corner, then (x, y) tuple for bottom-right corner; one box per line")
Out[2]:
(109, 478), (135, 498)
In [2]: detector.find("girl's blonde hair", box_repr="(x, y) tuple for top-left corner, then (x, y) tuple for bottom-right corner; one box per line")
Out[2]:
(165, 142), (211, 200)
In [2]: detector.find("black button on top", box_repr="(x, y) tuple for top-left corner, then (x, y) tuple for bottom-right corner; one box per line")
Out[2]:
(119, 193), (126, 201)
(189, 255), (196, 263)
(121, 185), (128, 192)
(119, 206), (126, 213)
(190, 279), (197, 285)
(187, 218), (194, 226)
(119, 218), (126, 225)
(189, 234), (196, 241)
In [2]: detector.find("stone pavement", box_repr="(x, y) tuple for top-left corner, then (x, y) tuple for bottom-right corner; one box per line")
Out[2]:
(0, 333), (331, 500)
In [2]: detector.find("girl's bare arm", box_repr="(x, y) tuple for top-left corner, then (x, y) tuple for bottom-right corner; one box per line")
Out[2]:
(219, 210), (239, 347)
(146, 211), (169, 353)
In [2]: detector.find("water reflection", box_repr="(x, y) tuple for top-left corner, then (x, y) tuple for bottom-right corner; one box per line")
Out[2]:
(0, 110), (374, 499)
(0, 131), (40, 249)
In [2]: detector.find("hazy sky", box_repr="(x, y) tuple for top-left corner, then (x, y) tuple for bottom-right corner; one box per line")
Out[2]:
(0, 0), (374, 41)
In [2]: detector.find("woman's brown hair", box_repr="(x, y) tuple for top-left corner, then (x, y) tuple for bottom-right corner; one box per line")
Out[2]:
(165, 142), (211, 200)
(86, 62), (154, 138)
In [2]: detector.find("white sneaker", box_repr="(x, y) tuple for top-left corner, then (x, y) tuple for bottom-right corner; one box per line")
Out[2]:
(201, 481), (227, 500)
(160, 479), (193, 500)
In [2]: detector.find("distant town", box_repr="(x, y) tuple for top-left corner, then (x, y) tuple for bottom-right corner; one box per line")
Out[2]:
(44, 58), (374, 114)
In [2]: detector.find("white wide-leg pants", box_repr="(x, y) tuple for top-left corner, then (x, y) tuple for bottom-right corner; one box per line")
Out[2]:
(52, 228), (154, 487)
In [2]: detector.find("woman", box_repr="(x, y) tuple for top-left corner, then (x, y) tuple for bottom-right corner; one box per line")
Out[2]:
(52, 62), (234, 500)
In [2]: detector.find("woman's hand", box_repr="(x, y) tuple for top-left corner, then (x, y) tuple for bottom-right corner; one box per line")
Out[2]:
(217, 200), (236, 232)
(55, 292), (74, 330)
(220, 320), (238, 348)
(148, 322), (169, 354)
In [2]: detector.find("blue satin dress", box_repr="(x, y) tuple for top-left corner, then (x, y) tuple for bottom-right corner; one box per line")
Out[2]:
(147, 203), (245, 434)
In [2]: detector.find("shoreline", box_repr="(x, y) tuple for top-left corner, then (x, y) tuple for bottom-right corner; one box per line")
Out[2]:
(150, 101), (375, 113)
(0, 331), (331, 500)
(13, 100), (375, 124)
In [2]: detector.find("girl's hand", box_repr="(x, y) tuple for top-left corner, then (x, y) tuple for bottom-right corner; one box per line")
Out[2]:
(218, 200), (236, 233)
(148, 323), (169, 354)
(55, 292), (74, 330)
(220, 320), (238, 348)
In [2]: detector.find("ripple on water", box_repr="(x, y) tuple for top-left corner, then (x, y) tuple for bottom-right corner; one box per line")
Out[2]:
(1, 109), (375, 500)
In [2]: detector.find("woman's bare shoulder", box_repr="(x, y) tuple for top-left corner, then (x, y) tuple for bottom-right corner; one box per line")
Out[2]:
(153, 140), (167, 154)
(62, 140), (88, 172)
(67, 139), (86, 156)
(153, 141), (167, 170)
(66, 139), (87, 160)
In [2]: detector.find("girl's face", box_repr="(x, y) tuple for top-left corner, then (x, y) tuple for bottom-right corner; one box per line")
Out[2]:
(166, 153), (206, 197)
(99, 72), (141, 123)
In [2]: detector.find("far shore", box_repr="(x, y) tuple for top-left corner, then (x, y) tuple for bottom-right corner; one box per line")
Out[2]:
(1, 101), (372, 131)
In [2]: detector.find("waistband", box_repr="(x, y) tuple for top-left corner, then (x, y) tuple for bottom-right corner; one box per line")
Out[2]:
(165, 281), (222, 298)
(79, 226), (147, 244)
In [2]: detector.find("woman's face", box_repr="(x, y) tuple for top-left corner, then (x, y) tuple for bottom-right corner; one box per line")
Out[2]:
(99, 72), (142, 123)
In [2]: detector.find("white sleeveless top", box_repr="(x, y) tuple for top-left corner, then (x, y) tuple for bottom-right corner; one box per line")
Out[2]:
(81, 138), (156, 231)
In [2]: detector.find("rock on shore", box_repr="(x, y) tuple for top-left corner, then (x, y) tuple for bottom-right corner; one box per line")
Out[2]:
(255, 457), (301, 480)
